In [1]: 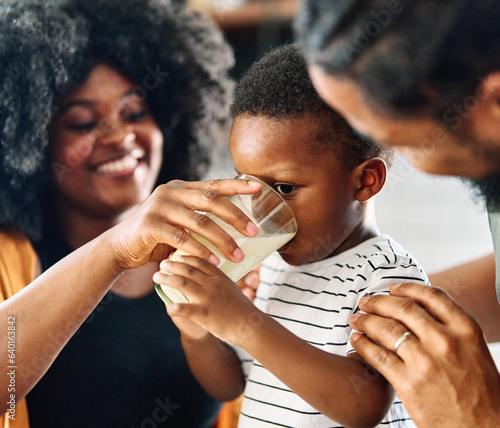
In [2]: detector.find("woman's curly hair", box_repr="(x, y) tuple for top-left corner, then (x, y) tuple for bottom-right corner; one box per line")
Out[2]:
(0, 0), (234, 240)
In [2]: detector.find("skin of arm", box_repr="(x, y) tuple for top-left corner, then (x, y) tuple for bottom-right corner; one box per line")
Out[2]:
(180, 332), (246, 402)
(159, 255), (395, 428)
(428, 253), (500, 342)
(349, 283), (500, 428)
(0, 179), (261, 412)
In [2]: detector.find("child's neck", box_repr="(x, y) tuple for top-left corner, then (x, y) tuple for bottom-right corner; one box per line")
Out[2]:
(330, 222), (380, 258)
(321, 203), (381, 261)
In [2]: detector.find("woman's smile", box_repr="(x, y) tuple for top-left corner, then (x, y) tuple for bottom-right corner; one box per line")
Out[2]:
(93, 148), (146, 176)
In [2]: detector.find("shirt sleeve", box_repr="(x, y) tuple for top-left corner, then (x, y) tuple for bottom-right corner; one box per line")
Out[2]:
(0, 232), (37, 302)
(346, 260), (430, 356)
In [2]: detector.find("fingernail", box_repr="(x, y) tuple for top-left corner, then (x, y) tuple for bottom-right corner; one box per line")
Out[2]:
(168, 304), (180, 314)
(246, 222), (259, 236)
(160, 260), (171, 271)
(391, 283), (402, 291)
(153, 272), (162, 283)
(209, 254), (220, 266)
(351, 332), (362, 342)
(247, 181), (261, 188)
(359, 295), (371, 305)
(233, 248), (245, 262)
(350, 313), (360, 322)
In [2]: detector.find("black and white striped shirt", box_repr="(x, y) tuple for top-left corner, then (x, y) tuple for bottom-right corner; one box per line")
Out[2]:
(236, 235), (427, 427)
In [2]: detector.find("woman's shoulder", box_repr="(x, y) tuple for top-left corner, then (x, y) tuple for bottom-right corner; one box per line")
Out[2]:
(0, 228), (38, 297)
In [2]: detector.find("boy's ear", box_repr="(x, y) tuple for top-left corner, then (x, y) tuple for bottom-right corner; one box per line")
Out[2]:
(353, 157), (387, 202)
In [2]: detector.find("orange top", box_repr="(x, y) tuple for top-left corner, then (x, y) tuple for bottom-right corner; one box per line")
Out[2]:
(0, 231), (37, 428)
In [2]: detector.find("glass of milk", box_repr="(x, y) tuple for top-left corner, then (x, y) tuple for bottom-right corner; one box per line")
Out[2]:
(154, 174), (297, 306)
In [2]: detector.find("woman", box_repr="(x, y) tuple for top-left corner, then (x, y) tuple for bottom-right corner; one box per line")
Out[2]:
(0, 0), (260, 426)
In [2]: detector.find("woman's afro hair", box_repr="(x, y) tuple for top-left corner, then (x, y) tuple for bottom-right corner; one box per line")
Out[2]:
(0, 0), (234, 240)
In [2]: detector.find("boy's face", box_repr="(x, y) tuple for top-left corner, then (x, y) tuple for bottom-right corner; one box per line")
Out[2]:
(230, 115), (360, 266)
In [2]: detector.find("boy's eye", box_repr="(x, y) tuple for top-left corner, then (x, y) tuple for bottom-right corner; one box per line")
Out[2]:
(275, 183), (295, 195)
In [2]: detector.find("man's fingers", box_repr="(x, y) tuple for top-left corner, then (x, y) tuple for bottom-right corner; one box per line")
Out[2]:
(350, 332), (406, 385)
(350, 313), (420, 361)
(390, 283), (478, 328)
(357, 293), (442, 341)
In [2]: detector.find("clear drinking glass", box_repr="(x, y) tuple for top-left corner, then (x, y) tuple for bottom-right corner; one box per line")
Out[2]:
(154, 174), (297, 306)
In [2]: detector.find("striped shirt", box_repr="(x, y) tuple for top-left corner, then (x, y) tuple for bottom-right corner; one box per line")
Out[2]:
(236, 235), (428, 427)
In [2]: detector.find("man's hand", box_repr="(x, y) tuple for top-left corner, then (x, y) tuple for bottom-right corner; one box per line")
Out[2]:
(349, 282), (500, 427)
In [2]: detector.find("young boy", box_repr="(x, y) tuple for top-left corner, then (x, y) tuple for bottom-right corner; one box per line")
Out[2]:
(153, 44), (426, 427)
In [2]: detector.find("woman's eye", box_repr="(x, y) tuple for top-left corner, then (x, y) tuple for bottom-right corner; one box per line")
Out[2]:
(122, 110), (147, 123)
(275, 184), (295, 195)
(68, 122), (97, 133)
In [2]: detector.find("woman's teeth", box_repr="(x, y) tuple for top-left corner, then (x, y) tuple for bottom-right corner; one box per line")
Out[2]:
(96, 155), (140, 173)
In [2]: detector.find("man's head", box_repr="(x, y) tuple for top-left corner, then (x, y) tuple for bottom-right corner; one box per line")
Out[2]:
(296, 0), (500, 208)
(229, 44), (390, 265)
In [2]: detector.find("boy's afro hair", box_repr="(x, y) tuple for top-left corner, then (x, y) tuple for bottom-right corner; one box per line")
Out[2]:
(0, 0), (234, 240)
(230, 43), (393, 170)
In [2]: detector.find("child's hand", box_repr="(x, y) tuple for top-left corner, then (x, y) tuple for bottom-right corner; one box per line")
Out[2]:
(236, 265), (260, 301)
(169, 311), (210, 342)
(153, 256), (264, 347)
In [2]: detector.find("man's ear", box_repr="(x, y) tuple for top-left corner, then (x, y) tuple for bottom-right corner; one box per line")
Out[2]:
(479, 72), (500, 119)
(468, 72), (500, 142)
(353, 157), (387, 202)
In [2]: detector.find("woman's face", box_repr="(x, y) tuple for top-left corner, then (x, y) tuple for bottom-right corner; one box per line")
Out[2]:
(50, 63), (163, 219)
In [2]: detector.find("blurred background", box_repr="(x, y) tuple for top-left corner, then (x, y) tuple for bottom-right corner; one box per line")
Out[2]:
(187, 0), (499, 358)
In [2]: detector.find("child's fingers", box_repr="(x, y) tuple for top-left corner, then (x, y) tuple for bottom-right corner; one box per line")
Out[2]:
(161, 255), (220, 278)
(167, 302), (197, 318)
(153, 270), (201, 298)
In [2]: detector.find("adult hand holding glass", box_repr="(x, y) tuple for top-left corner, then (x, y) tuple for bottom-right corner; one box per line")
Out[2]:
(349, 283), (500, 427)
(106, 178), (263, 270)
